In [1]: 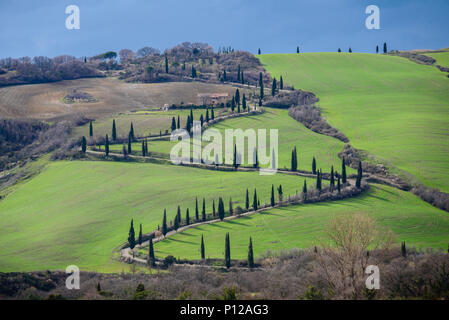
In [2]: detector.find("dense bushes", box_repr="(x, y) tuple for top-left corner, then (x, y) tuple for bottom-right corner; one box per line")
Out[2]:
(412, 185), (449, 212)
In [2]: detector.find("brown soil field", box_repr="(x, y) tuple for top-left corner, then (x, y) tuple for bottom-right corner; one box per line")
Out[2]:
(0, 77), (251, 121)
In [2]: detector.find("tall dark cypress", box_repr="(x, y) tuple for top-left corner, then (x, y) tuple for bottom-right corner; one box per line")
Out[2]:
(271, 184), (275, 207)
(330, 166), (335, 192)
(202, 198), (206, 221)
(129, 122), (135, 140)
(233, 144), (238, 169)
(186, 208), (190, 225)
(177, 115), (180, 129)
(312, 157), (317, 174)
(342, 157), (347, 184)
(128, 219), (136, 249)
(162, 210), (167, 238)
(201, 235), (205, 260)
(105, 134), (109, 156)
(291, 146), (297, 171)
(81, 136), (87, 153)
(229, 197), (233, 215)
(303, 180), (307, 201)
(171, 117), (176, 132)
(258, 48), (261, 55)
(235, 89), (240, 107)
(128, 132), (132, 154)
(148, 236), (155, 266)
(206, 109), (209, 122)
(173, 212), (179, 231)
(242, 94), (247, 111)
(383, 42), (387, 54)
(138, 224), (143, 245)
(401, 241), (406, 257)
(253, 189), (258, 211)
(225, 233), (231, 268)
(165, 54), (169, 73)
(141, 140), (145, 157)
(177, 205), (181, 227)
(112, 119), (117, 141)
(259, 72), (264, 99)
(271, 78), (277, 96)
(297, 46), (300, 53)
(337, 176), (341, 193)
(195, 197), (199, 221)
(89, 121), (93, 137)
(248, 237), (254, 268)
(246, 189), (250, 210)
(253, 147), (258, 168)
(356, 160), (362, 188)
(218, 197), (225, 221)
(316, 169), (322, 191)
(280, 76), (283, 90)
(211, 107), (215, 120)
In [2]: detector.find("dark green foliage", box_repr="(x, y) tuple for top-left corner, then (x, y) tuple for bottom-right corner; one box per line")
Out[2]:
(337, 176), (341, 193)
(259, 72), (264, 99)
(231, 97), (235, 112)
(162, 210), (167, 237)
(201, 235), (205, 260)
(129, 122), (135, 140)
(211, 107), (215, 120)
(237, 65), (241, 82)
(242, 94), (247, 110)
(202, 198), (206, 221)
(218, 197), (225, 221)
(177, 205), (181, 227)
(213, 200), (216, 217)
(229, 197), (233, 215)
(141, 140), (145, 157)
(253, 189), (258, 211)
(145, 139), (148, 155)
(138, 223), (143, 245)
(177, 115), (180, 129)
(303, 180), (307, 201)
(338, 48), (341, 52)
(89, 121), (93, 137)
(171, 117), (176, 132)
(356, 160), (362, 188)
(246, 189), (250, 210)
(277, 184), (283, 202)
(271, 184), (275, 207)
(225, 233), (231, 268)
(258, 48), (261, 55)
(122, 144), (128, 159)
(200, 114), (204, 127)
(235, 89), (240, 107)
(81, 136), (87, 153)
(312, 157), (317, 174)
(165, 54), (169, 73)
(349, 47), (352, 53)
(233, 144), (239, 169)
(128, 219), (136, 249)
(297, 46), (300, 53)
(341, 157), (347, 183)
(291, 146), (298, 171)
(186, 115), (191, 132)
(186, 208), (190, 225)
(173, 212), (179, 231)
(206, 109), (209, 122)
(191, 65), (197, 78)
(383, 42), (387, 54)
(112, 119), (117, 141)
(105, 134), (109, 156)
(248, 237), (254, 268)
(271, 78), (277, 96)
(280, 76), (283, 90)
(316, 169), (322, 191)
(195, 197), (199, 221)
(376, 45), (379, 54)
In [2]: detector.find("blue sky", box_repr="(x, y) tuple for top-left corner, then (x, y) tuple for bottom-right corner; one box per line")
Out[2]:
(0, 0), (448, 58)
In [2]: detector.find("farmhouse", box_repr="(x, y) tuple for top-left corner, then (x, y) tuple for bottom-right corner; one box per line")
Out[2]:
(197, 92), (228, 105)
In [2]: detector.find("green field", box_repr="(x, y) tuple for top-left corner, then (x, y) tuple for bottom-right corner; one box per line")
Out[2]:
(155, 184), (449, 260)
(0, 160), (317, 272)
(107, 108), (350, 173)
(259, 53), (449, 192)
(425, 51), (449, 68)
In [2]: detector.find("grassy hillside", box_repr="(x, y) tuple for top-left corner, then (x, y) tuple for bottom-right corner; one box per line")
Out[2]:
(155, 184), (449, 260)
(108, 108), (350, 173)
(259, 53), (449, 192)
(426, 52), (449, 68)
(0, 160), (316, 272)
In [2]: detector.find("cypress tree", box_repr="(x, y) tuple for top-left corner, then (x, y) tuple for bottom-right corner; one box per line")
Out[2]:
(218, 197), (225, 221)
(401, 241), (406, 257)
(342, 157), (347, 184)
(202, 198), (206, 221)
(297, 46), (300, 53)
(89, 121), (93, 137)
(165, 54), (169, 73)
(246, 189), (250, 210)
(241, 70), (244, 84)
(235, 89), (240, 107)
(211, 107), (215, 120)
(277, 185), (283, 202)
(233, 144), (238, 169)
(105, 134), (109, 156)
(177, 115), (180, 129)
(225, 233), (231, 268)
(356, 160), (362, 188)
(242, 94), (247, 111)
(81, 136), (87, 153)
(330, 166), (335, 192)
(128, 219), (136, 249)
(195, 197), (199, 221)
(213, 200), (216, 217)
(253, 147), (258, 168)
(271, 184), (275, 207)
(383, 42), (387, 54)
(201, 235), (205, 260)
(173, 212), (179, 231)
(316, 169), (322, 191)
(258, 48), (261, 55)
(312, 157), (317, 174)
(200, 114), (204, 127)
(186, 208), (190, 225)
(280, 76), (283, 90)
(253, 189), (258, 211)
(303, 180), (307, 201)
(231, 97), (235, 112)
(237, 65), (241, 82)
(138, 224), (143, 245)
(177, 205), (181, 226)
(190, 109), (194, 125)
(349, 47), (352, 53)
(112, 119), (117, 141)
(338, 48), (341, 52)
(145, 139), (148, 155)
(130, 122), (135, 140)
(148, 236), (155, 266)
(229, 197), (233, 215)
(376, 45), (379, 54)
(337, 176), (341, 193)
(162, 209), (167, 238)
(223, 70), (227, 81)
(141, 140), (145, 157)
(122, 144), (128, 159)
(291, 146), (297, 171)
(271, 78), (277, 96)
(248, 237), (254, 268)
(206, 109), (209, 122)
(186, 115), (191, 132)
(171, 117), (176, 132)
(128, 132), (132, 154)
(259, 72), (264, 99)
